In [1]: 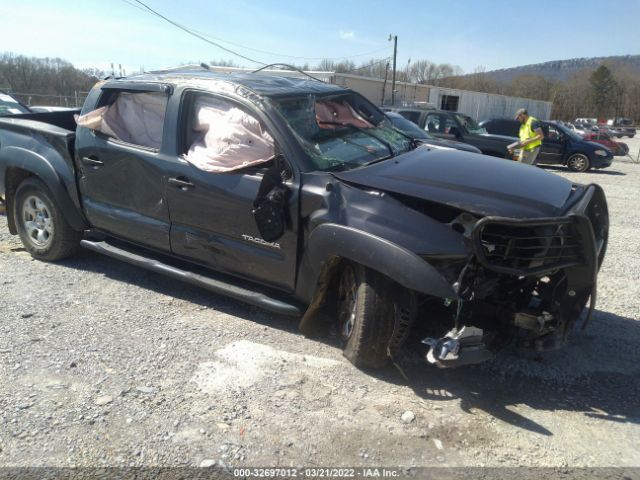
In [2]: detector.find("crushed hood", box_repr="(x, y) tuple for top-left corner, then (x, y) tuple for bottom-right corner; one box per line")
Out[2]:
(333, 146), (574, 218)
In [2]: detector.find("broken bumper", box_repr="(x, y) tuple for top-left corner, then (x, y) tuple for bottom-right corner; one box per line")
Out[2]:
(424, 185), (608, 367)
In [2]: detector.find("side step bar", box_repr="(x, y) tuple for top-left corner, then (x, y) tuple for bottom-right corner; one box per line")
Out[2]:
(80, 240), (303, 317)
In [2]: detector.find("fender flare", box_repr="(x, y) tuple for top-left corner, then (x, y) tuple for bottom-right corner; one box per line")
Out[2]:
(2, 146), (88, 233)
(307, 223), (456, 299)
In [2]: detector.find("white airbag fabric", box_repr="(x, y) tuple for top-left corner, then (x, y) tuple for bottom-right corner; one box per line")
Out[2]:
(76, 92), (167, 150)
(184, 97), (275, 173)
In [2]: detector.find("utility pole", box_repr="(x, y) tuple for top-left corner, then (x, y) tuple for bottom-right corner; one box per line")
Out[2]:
(389, 34), (397, 106)
(381, 61), (390, 105)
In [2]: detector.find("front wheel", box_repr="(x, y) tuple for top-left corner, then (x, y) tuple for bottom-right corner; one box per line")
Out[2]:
(337, 263), (395, 368)
(567, 154), (590, 172)
(14, 177), (82, 261)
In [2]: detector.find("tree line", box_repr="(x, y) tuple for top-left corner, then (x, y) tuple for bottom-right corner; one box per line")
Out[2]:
(2, 52), (638, 122)
(438, 63), (640, 122)
(0, 53), (102, 107)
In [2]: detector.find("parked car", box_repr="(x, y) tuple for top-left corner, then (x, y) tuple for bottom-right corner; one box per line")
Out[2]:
(0, 90), (31, 116)
(597, 125), (624, 138)
(385, 112), (482, 154)
(575, 117), (598, 125)
(386, 107), (519, 158)
(567, 123), (589, 136)
(607, 118), (636, 138)
(583, 132), (629, 156)
(607, 117), (636, 136)
(479, 118), (614, 171)
(0, 70), (608, 369)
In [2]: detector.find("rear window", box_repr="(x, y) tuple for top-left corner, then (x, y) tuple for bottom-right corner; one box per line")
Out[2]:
(77, 90), (168, 150)
(397, 110), (421, 124)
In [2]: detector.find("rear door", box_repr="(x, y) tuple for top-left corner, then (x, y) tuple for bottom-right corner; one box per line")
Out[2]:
(75, 84), (172, 251)
(163, 90), (300, 292)
(537, 123), (566, 165)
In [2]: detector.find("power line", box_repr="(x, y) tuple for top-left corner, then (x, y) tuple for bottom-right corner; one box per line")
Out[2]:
(342, 57), (391, 74)
(120, 0), (390, 63)
(129, 0), (267, 65)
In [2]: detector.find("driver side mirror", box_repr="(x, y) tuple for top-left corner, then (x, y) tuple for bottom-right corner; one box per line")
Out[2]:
(252, 187), (288, 242)
(251, 159), (290, 242)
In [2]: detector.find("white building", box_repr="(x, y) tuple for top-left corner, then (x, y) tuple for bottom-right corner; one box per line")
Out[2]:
(207, 66), (552, 121)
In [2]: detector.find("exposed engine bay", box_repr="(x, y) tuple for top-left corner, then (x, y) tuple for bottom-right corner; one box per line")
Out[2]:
(417, 185), (608, 367)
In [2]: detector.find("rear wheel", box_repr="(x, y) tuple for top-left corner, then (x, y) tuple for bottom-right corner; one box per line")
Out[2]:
(567, 153), (590, 172)
(337, 263), (396, 368)
(14, 177), (82, 261)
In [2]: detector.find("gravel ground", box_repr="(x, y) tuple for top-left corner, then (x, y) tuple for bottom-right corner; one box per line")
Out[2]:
(0, 161), (639, 470)
(623, 134), (640, 161)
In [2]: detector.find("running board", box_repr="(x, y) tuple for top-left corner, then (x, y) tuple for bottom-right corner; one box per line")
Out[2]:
(80, 239), (303, 317)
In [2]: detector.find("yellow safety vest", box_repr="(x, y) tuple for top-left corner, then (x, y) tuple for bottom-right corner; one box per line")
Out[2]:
(519, 116), (542, 150)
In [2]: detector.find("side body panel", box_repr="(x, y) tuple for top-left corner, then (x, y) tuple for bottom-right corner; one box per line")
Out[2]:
(0, 117), (88, 232)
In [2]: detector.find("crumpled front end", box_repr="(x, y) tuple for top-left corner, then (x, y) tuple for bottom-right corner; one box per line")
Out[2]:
(422, 184), (608, 367)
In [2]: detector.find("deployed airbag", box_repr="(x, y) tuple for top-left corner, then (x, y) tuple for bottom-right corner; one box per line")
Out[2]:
(76, 92), (167, 149)
(315, 100), (373, 129)
(184, 97), (275, 173)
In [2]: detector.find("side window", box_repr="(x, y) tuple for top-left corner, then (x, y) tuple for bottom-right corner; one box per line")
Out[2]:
(77, 91), (168, 150)
(181, 93), (276, 173)
(444, 116), (457, 133)
(398, 110), (421, 125)
(546, 125), (562, 141)
(425, 114), (442, 133)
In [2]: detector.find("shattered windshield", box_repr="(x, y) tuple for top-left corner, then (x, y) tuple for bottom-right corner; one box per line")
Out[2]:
(271, 93), (415, 171)
(455, 113), (487, 134)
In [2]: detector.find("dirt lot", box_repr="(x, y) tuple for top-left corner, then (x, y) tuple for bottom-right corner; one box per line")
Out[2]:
(0, 160), (639, 471)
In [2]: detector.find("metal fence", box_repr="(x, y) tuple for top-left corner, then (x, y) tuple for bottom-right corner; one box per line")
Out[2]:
(8, 91), (90, 108)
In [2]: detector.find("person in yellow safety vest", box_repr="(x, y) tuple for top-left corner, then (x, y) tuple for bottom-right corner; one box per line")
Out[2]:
(510, 108), (544, 165)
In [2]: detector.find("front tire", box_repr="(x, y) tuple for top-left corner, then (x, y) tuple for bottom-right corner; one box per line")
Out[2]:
(567, 153), (590, 172)
(337, 263), (395, 368)
(14, 177), (82, 261)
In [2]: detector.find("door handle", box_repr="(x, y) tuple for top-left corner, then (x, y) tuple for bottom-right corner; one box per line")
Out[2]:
(168, 177), (195, 190)
(81, 156), (104, 169)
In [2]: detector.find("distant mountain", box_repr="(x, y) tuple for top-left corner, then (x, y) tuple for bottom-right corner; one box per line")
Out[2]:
(480, 55), (640, 83)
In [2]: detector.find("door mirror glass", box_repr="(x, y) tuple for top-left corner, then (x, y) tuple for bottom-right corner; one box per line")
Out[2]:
(252, 163), (289, 242)
(252, 184), (288, 242)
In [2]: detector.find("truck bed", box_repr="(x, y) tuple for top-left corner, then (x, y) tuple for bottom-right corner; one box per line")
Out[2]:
(0, 110), (80, 202)
(0, 109), (80, 132)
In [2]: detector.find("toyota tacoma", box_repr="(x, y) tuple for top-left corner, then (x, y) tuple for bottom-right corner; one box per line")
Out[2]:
(0, 68), (608, 368)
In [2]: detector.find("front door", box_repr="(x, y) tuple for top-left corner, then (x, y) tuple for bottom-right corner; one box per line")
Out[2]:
(164, 91), (300, 292)
(537, 123), (566, 164)
(75, 87), (172, 251)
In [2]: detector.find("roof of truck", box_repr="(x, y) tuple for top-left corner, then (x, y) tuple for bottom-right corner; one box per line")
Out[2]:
(123, 69), (347, 97)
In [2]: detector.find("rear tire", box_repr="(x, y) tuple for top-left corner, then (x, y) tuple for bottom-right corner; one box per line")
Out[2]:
(567, 154), (590, 172)
(14, 177), (82, 261)
(337, 263), (395, 368)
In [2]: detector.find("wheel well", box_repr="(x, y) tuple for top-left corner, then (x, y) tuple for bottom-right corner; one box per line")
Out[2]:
(4, 167), (35, 234)
(299, 256), (417, 341)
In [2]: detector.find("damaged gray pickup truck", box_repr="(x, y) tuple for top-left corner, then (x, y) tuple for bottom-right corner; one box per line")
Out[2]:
(0, 68), (608, 368)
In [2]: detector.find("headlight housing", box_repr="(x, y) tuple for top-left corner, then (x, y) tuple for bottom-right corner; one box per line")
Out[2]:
(594, 149), (609, 157)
